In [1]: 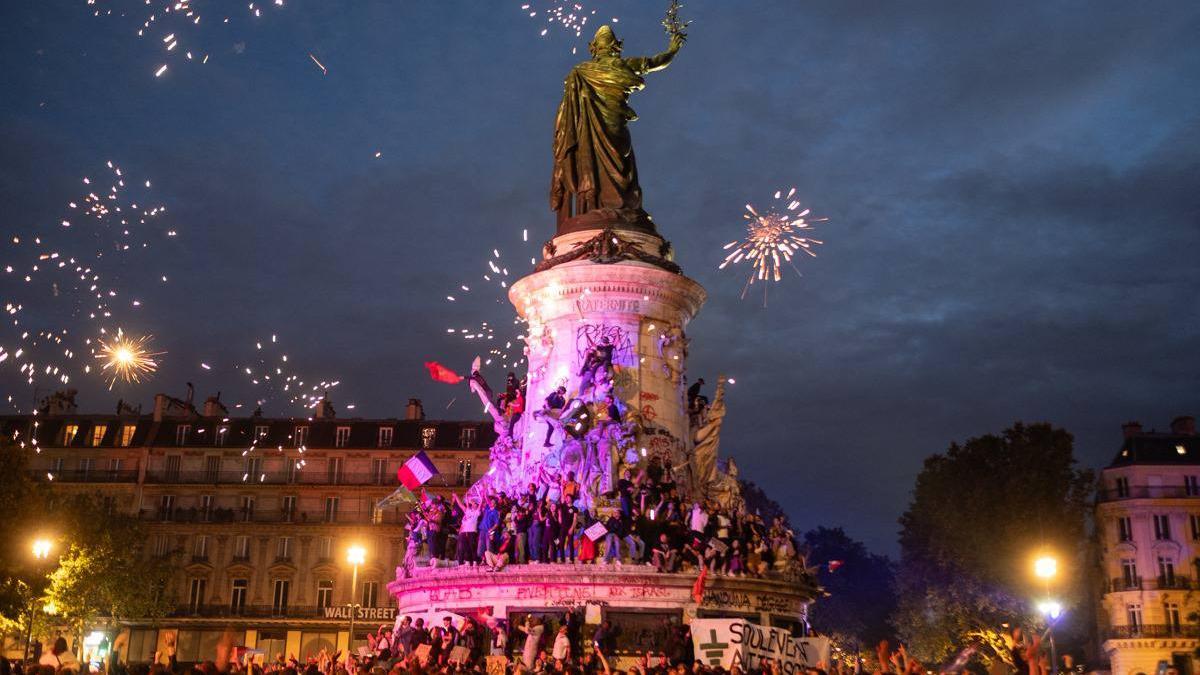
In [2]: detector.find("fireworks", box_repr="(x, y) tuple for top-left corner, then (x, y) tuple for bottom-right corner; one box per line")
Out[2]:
(83, 0), (286, 78)
(719, 188), (827, 303)
(198, 334), (349, 413)
(95, 329), (162, 389)
(519, 2), (617, 52)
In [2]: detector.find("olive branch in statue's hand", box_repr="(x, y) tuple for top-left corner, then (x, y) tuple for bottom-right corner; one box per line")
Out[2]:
(663, 0), (691, 42)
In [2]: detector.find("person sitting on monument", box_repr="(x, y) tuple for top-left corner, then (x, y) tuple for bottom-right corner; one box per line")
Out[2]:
(650, 534), (677, 573)
(484, 529), (514, 571)
(543, 386), (567, 447)
(505, 388), (525, 438)
(687, 377), (705, 407)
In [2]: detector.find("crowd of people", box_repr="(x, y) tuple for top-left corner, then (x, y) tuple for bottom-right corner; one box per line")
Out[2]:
(403, 454), (803, 577)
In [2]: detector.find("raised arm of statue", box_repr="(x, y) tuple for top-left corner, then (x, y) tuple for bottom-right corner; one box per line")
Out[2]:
(627, 34), (684, 75)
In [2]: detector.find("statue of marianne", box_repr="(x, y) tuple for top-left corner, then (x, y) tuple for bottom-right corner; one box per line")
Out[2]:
(550, 24), (685, 235)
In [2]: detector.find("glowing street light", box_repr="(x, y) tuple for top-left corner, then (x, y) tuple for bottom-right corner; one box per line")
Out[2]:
(24, 539), (55, 661)
(346, 545), (367, 659)
(1038, 600), (1063, 620)
(1034, 555), (1058, 580)
(32, 539), (52, 559)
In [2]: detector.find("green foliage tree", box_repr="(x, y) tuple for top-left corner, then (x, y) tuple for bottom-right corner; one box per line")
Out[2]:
(803, 527), (897, 664)
(892, 422), (1093, 665)
(0, 433), (42, 630)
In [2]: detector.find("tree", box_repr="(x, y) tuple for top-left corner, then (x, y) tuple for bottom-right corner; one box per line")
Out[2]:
(892, 422), (1093, 665)
(803, 527), (896, 663)
(0, 434), (43, 629)
(43, 495), (175, 646)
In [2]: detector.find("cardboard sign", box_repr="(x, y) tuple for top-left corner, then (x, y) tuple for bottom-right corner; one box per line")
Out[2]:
(485, 656), (509, 675)
(413, 644), (433, 666)
(584, 522), (608, 541)
(707, 539), (729, 554)
(691, 619), (829, 674)
(448, 646), (472, 664)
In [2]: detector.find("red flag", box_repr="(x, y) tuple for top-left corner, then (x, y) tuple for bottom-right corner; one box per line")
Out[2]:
(828, 560), (844, 573)
(692, 566), (708, 604)
(425, 361), (464, 384)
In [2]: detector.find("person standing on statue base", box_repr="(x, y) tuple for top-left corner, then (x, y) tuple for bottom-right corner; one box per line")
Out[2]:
(543, 386), (567, 446)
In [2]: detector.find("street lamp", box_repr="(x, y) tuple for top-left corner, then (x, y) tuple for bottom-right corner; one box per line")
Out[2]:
(1032, 554), (1062, 675)
(24, 539), (54, 662)
(346, 545), (366, 660)
(1034, 556), (1058, 580)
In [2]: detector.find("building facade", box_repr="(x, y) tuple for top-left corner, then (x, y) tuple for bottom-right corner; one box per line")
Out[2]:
(1096, 416), (1200, 675)
(1, 390), (494, 665)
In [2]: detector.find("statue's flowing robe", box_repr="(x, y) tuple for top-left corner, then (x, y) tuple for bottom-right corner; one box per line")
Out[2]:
(551, 52), (673, 220)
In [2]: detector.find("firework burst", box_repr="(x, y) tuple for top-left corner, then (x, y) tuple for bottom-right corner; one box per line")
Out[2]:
(95, 329), (162, 389)
(518, 2), (618, 53)
(719, 188), (827, 304)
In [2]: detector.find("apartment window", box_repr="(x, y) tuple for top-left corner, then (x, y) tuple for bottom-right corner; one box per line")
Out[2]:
(327, 457), (343, 485)
(119, 424), (136, 447)
(153, 534), (169, 557)
(1187, 476), (1200, 497)
(271, 579), (290, 615)
(1158, 557), (1176, 586)
(285, 458), (299, 484)
(316, 580), (334, 610)
(245, 457), (262, 481)
(240, 496), (255, 522)
(255, 425), (269, 441)
(51, 457), (64, 473)
(1154, 514), (1172, 541)
(90, 425), (107, 447)
(282, 495), (297, 522)
(335, 426), (351, 448)
(62, 424), (79, 446)
(216, 426), (229, 446)
(233, 536), (250, 561)
(318, 536), (333, 561)
(1127, 603), (1142, 629)
(204, 455), (220, 482)
(108, 458), (123, 476)
(372, 458), (388, 485)
(276, 537), (292, 561)
(361, 581), (379, 608)
(159, 494), (175, 521)
(187, 578), (207, 614)
(78, 457), (93, 478)
(1191, 515), (1200, 541)
(460, 427), (477, 448)
(458, 460), (473, 486)
(230, 579), (248, 614)
(165, 455), (181, 482)
(377, 427), (393, 448)
(200, 495), (214, 521)
(324, 497), (339, 523)
(421, 427), (436, 449)
(1121, 558), (1138, 588)
(192, 535), (209, 561)
(176, 424), (191, 445)
(1118, 516), (1133, 542)
(294, 426), (308, 448)
(1166, 602), (1182, 631)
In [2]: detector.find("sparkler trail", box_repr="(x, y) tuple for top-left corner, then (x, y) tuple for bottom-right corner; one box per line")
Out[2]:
(197, 334), (351, 413)
(718, 188), (827, 306)
(95, 328), (162, 389)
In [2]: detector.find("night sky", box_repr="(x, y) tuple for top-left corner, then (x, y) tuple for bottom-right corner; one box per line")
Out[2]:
(2, 1), (1198, 554)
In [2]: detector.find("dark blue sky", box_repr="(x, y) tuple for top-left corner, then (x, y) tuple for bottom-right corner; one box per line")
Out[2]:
(2, 1), (1198, 554)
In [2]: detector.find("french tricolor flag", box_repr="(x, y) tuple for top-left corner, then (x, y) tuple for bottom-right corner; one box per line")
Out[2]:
(396, 451), (438, 490)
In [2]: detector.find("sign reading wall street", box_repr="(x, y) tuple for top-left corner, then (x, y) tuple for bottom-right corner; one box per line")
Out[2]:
(322, 606), (398, 621)
(691, 619), (830, 674)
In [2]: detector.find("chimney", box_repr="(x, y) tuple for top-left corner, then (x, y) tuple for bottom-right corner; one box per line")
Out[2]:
(153, 393), (169, 422)
(314, 392), (336, 419)
(1122, 421), (1143, 439)
(406, 398), (425, 421)
(1171, 416), (1196, 436)
(185, 382), (194, 406)
(203, 392), (228, 418)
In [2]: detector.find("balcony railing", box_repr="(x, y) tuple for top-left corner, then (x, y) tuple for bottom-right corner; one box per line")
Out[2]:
(29, 469), (140, 483)
(1106, 624), (1200, 640)
(1098, 486), (1200, 502)
(172, 604), (324, 619)
(143, 470), (470, 488)
(1108, 576), (1194, 592)
(142, 508), (401, 525)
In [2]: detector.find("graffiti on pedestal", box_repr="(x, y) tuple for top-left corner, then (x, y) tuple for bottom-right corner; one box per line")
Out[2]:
(576, 324), (635, 368)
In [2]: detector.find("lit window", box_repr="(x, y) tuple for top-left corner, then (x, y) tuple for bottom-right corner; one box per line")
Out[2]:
(421, 427), (436, 449)
(119, 424), (136, 447)
(176, 424), (191, 445)
(335, 426), (351, 448)
(63, 424), (79, 446)
(90, 425), (107, 446)
(377, 427), (393, 448)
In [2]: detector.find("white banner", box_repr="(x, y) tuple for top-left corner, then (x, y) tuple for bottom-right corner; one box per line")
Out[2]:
(691, 619), (830, 674)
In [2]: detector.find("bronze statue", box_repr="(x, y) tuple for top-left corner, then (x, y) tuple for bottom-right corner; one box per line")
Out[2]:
(550, 15), (686, 236)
